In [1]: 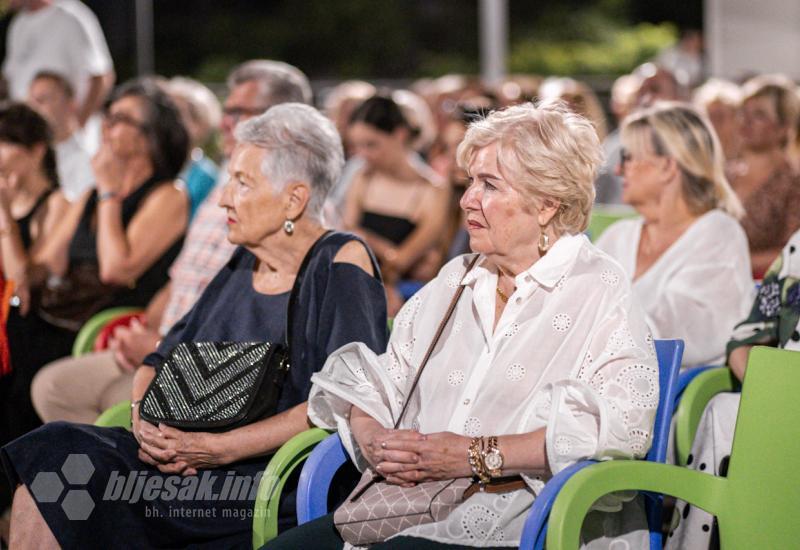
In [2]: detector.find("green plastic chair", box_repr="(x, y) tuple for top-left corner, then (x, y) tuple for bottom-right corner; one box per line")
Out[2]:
(674, 366), (740, 466)
(544, 346), (800, 550)
(251, 427), (331, 548)
(94, 400), (133, 429)
(71, 307), (144, 357)
(586, 206), (637, 242)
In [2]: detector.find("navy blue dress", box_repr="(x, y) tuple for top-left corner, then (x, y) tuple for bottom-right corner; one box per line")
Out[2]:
(1, 232), (387, 549)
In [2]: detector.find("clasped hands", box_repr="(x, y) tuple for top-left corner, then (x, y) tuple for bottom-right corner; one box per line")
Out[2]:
(133, 412), (231, 476)
(359, 427), (473, 488)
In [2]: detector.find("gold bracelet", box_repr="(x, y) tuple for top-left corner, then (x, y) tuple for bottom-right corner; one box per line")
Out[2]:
(467, 436), (491, 484)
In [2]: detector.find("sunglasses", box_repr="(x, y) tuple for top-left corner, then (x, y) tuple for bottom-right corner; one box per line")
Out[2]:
(619, 147), (633, 169)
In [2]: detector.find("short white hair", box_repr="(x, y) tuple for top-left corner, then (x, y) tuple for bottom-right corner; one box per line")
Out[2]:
(167, 76), (222, 141)
(227, 59), (312, 106)
(457, 100), (603, 235)
(235, 103), (344, 222)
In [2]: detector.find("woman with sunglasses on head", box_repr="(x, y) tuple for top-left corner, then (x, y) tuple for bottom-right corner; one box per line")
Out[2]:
(596, 102), (753, 368)
(0, 79), (189, 488)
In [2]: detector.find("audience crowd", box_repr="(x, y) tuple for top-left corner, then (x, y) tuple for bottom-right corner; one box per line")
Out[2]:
(0, 1), (797, 548)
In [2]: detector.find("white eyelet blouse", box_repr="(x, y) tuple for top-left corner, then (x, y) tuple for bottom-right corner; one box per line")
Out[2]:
(596, 210), (754, 368)
(309, 233), (657, 547)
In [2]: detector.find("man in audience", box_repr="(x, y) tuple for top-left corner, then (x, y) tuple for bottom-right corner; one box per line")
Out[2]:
(26, 70), (94, 202)
(2, 0), (114, 132)
(30, 59), (314, 424)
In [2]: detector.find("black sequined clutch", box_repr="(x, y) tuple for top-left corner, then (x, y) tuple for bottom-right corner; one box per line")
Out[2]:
(139, 341), (290, 431)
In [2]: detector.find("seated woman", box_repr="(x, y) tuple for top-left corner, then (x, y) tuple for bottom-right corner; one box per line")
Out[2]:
(0, 80), (190, 458)
(0, 103), (68, 316)
(2, 104), (388, 549)
(342, 95), (450, 315)
(597, 102), (753, 367)
(728, 75), (800, 278)
(667, 228), (800, 548)
(266, 101), (659, 549)
(0, 104), (68, 512)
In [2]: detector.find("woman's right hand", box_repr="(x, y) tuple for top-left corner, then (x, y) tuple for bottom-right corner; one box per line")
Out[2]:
(350, 405), (423, 484)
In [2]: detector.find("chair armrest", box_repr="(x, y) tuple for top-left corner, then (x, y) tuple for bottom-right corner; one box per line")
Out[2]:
(675, 367), (739, 465)
(545, 461), (726, 550)
(251, 427), (330, 549)
(94, 400), (133, 429)
(519, 461), (597, 550)
(71, 306), (144, 357)
(674, 365), (717, 404)
(296, 433), (349, 524)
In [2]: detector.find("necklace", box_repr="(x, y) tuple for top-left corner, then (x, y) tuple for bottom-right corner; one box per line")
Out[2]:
(496, 286), (510, 303)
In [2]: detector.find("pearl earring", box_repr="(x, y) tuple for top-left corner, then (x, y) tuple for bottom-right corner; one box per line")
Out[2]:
(283, 219), (295, 235)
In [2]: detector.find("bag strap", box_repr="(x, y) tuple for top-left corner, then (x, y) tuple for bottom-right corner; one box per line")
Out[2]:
(284, 230), (334, 349)
(393, 254), (480, 429)
(348, 254), (481, 502)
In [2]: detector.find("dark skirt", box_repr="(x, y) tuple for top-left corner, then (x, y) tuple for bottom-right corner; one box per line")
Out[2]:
(0, 309), (76, 509)
(1, 421), (281, 549)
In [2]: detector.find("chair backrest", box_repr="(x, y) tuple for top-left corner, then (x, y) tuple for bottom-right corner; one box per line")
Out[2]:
(647, 339), (684, 463)
(587, 206), (637, 242)
(717, 346), (800, 546)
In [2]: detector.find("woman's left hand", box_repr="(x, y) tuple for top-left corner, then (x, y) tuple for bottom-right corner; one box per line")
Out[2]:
(377, 431), (473, 484)
(137, 422), (232, 476)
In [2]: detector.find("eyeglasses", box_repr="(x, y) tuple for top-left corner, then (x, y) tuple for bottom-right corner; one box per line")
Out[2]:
(222, 106), (269, 123)
(619, 147), (633, 169)
(104, 111), (148, 132)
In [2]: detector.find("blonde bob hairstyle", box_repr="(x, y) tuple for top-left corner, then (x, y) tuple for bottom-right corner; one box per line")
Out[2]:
(621, 101), (744, 219)
(456, 100), (603, 236)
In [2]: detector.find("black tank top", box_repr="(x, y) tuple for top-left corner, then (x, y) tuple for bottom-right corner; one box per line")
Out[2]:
(360, 211), (417, 245)
(16, 190), (52, 250)
(67, 176), (184, 308)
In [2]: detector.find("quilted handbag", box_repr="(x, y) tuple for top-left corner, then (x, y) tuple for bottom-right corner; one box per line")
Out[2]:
(334, 255), (480, 545)
(335, 475), (473, 546)
(138, 231), (332, 432)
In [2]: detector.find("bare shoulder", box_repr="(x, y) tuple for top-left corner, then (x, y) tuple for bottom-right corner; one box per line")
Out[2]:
(142, 180), (189, 211)
(333, 239), (375, 277)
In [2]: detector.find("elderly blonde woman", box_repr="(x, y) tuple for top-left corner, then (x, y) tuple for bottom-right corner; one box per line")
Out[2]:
(265, 101), (658, 549)
(2, 104), (388, 549)
(597, 103), (753, 367)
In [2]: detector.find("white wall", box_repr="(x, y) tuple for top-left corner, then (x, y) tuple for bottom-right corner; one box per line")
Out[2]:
(706, 0), (800, 80)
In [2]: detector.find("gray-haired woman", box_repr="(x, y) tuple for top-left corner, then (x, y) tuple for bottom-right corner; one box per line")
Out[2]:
(2, 103), (388, 549)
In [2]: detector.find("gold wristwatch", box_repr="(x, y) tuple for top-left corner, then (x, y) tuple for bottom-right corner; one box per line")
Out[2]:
(483, 436), (504, 477)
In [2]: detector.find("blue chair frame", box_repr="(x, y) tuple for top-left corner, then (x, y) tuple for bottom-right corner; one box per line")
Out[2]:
(519, 339), (683, 549)
(296, 339), (684, 549)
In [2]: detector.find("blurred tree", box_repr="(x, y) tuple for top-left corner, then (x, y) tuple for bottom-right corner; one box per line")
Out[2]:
(0, 0), (697, 85)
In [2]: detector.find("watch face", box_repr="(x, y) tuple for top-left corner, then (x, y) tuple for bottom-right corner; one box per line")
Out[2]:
(485, 450), (503, 470)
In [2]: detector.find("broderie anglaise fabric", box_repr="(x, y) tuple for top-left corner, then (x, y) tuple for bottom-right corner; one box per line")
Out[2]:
(309, 234), (657, 547)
